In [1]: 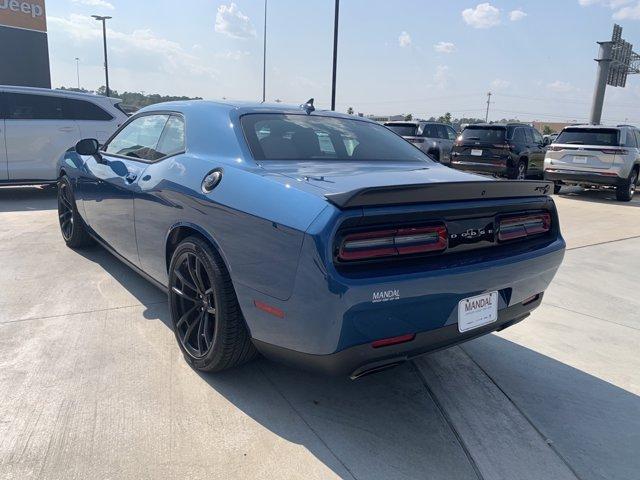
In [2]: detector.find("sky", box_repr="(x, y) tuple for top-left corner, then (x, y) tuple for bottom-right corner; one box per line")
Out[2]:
(46, 0), (640, 124)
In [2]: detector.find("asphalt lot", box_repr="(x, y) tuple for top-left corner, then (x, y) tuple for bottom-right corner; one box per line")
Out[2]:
(0, 185), (639, 480)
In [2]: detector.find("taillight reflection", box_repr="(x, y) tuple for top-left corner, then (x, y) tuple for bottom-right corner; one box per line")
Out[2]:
(339, 225), (447, 261)
(497, 213), (551, 242)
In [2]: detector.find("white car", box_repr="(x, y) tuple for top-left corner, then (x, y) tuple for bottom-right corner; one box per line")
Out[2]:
(0, 86), (128, 185)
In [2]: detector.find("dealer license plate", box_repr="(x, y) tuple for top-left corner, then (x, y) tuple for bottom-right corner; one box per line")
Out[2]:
(458, 291), (499, 333)
(573, 156), (588, 164)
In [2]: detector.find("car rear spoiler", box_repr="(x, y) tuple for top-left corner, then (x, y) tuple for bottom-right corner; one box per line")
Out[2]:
(324, 180), (554, 209)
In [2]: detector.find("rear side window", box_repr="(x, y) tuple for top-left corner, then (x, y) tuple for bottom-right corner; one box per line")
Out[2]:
(512, 128), (526, 143)
(622, 130), (637, 148)
(5, 93), (113, 121)
(446, 126), (457, 140)
(65, 98), (113, 121)
(105, 114), (169, 161)
(6, 93), (64, 120)
(556, 128), (619, 146)
(421, 124), (440, 138)
(460, 126), (506, 143)
(385, 123), (418, 136)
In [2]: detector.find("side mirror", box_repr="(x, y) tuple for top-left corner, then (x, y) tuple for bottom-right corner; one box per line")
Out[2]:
(75, 138), (100, 156)
(542, 137), (551, 147)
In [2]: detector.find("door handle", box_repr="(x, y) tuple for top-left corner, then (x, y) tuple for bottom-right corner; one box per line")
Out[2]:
(125, 172), (138, 183)
(58, 127), (75, 132)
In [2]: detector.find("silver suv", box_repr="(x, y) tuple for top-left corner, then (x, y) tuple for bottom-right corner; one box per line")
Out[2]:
(544, 125), (640, 201)
(384, 121), (457, 164)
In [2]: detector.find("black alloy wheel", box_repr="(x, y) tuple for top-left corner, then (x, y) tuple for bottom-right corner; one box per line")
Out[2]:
(170, 251), (217, 358)
(168, 236), (256, 372)
(58, 181), (75, 241)
(57, 176), (93, 248)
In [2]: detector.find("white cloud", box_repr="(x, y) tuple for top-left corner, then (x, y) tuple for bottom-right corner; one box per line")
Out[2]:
(578, 0), (640, 19)
(215, 50), (250, 61)
(547, 80), (574, 93)
(462, 3), (501, 28)
(70, 0), (114, 9)
(433, 65), (452, 89)
(434, 41), (456, 53)
(509, 9), (527, 21)
(491, 79), (511, 89)
(49, 14), (217, 78)
(613, 2), (640, 19)
(214, 3), (256, 39)
(398, 31), (412, 47)
(578, 0), (632, 7)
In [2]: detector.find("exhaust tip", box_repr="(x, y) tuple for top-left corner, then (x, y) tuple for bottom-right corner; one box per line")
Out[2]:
(350, 359), (405, 380)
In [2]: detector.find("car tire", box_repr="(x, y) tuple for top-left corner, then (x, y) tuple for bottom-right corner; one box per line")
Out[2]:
(168, 236), (256, 372)
(428, 149), (440, 162)
(615, 168), (638, 202)
(553, 183), (562, 195)
(57, 176), (94, 248)
(509, 160), (527, 180)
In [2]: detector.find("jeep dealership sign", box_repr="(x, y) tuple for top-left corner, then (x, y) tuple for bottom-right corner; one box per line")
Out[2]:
(0, 0), (47, 32)
(0, 0), (50, 87)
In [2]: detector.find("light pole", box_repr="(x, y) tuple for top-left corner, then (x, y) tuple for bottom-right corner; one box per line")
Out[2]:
(331, 0), (339, 111)
(75, 57), (80, 89)
(262, 0), (267, 102)
(92, 15), (112, 97)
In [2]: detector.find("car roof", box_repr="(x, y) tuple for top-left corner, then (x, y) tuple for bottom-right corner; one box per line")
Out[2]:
(140, 99), (378, 123)
(561, 124), (629, 130)
(465, 123), (529, 128)
(0, 85), (122, 104)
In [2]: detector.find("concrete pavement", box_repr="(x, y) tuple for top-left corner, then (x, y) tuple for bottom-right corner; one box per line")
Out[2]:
(0, 185), (638, 480)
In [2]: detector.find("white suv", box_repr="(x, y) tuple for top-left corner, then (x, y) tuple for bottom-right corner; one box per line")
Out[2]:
(544, 124), (640, 201)
(0, 86), (128, 185)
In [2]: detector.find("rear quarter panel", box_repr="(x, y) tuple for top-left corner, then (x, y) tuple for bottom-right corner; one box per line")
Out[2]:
(134, 154), (330, 301)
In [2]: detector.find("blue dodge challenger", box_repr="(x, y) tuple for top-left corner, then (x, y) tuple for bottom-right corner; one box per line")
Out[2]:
(57, 100), (565, 378)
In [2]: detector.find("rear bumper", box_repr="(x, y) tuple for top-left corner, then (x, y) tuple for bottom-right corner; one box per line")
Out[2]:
(450, 158), (509, 176)
(254, 294), (541, 378)
(545, 169), (625, 187)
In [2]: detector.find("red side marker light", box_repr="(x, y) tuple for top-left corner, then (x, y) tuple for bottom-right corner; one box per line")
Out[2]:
(371, 333), (416, 349)
(254, 300), (285, 319)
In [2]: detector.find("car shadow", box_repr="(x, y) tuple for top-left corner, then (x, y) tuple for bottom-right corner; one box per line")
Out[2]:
(50, 199), (638, 479)
(0, 185), (58, 212)
(463, 335), (640, 480)
(556, 185), (640, 207)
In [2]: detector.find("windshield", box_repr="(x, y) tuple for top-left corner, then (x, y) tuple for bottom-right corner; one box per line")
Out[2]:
(555, 128), (619, 146)
(242, 114), (430, 162)
(460, 126), (506, 143)
(385, 123), (418, 136)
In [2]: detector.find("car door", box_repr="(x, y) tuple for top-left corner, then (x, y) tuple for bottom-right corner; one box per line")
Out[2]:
(0, 93), (7, 181)
(441, 125), (457, 164)
(4, 92), (80, 182)
(80, 113), (170, 266)
(529, 128), (545, 175)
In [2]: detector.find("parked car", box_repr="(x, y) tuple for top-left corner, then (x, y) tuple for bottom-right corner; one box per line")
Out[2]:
(450, 123), (547, 179)
(544, 124), (640, 201)
(0, 85), (128, 185)
(384, 121), (457, 164)
(57, 100), (565, 378)
(543, 133), (559, 144)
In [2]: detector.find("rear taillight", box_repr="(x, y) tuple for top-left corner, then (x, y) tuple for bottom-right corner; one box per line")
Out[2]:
(497, 213), (551, 242)
(603, 148), (628, 155)
(338, 225), (447, 261)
